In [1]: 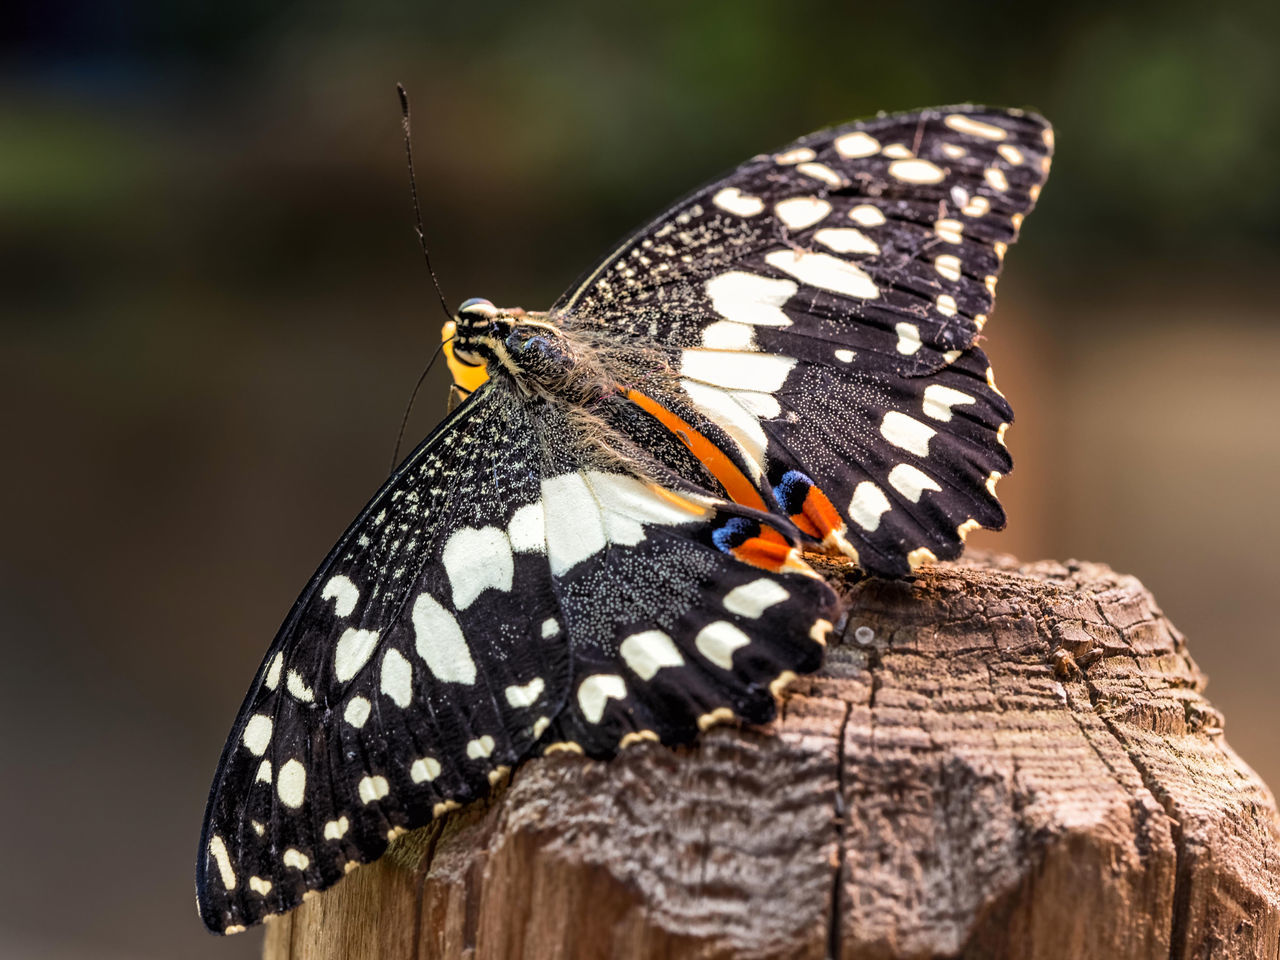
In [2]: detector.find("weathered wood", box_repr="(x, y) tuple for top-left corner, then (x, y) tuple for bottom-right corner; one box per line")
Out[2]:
(262, 554), (1280, 959)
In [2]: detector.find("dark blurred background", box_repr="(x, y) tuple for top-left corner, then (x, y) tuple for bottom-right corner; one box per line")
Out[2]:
(4, 2), (1279, 957)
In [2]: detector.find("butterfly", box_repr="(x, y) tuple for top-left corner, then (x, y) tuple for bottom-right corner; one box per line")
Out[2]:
(197, 105), (1052, 933)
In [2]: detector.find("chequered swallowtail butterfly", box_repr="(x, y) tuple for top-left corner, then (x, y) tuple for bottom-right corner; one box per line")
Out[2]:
(198, 105), (1052, 933)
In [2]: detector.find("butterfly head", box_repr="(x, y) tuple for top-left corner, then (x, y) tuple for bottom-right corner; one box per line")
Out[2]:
(447, 298), (568, 388)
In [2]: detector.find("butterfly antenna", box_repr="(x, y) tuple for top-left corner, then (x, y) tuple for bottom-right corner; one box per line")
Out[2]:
(397, 83), (453, 322)
(389, 334), (454, 474)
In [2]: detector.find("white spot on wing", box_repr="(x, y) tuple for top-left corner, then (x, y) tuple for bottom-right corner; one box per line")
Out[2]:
(723, 578), (789, 618)
(441, 526), (514, 610)
(848, 204), (886, 227)
(713, 187), (765, 217)
(701, 320), (756, 351)
(209, 835), (236, 890)
(466, 735), (496, 759)
(888, 463), (943, 503)
(277, 758), (306, 808)
(334, 627), (380, 682)
(998, 144), (1024, 165)
(880, 411), (937, 457)
(922, 384), (977, 422)
(834, 131), (880, 158)
(410, 756), (441, 783)
(937, 294), (958, 317)
(541, 618), (560, 638)
(796, 161), (843, 186)
(323, 817), (349, 840)
(895, 322), (922, 356)
(834, 348), (855, 362)
(888, 158), (945, 184)
(962, 195), (990, 217)
(774, 146), (816, 164)
(321, 575), (359, 617)
(620, 630), (683, 680)
(344, 696), (371, 728)
(680, 349), (797, 393)
(286, 670), (314, 703)
(985, 167), (1009, 192)
(813, 228), (879, 255)
(935, 254), (962, 281)
(764, 249), (878, 300)
(264, 652), (283, 691)
(774, 196), (831, 231)
(577, 674), (626, 723)
(282, 848), (309, 871)
(255, 760), (272, 783)
(507, 501), (545, 553)
(249, 876), (272, 896)
(380, 648), (413, 708)
(505, 677), (545, 708)
(542, 471), (708, 577)
(706, 272), (796, 327)
(241, 714), (273, 756)
(944, 114), (1007, 140)
(412, 592), (476, 685)
(358, 774), (390, 804)
(849, 482), (892, 532)
(542, 473), (605, 576)
(935, 219), (963, 244)
(695, 620), (751, 670)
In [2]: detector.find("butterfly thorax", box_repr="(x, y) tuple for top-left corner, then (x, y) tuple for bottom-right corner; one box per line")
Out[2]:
(448, 297), (634, 408)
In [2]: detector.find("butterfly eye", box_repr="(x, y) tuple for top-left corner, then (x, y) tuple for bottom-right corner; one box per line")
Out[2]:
(455, 297), (498, 325)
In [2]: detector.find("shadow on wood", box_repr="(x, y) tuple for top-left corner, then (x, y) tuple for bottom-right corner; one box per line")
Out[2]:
(262, 553), (1280, 959)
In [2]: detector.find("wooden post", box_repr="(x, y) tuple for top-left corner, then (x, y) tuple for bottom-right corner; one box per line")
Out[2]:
(262, 554), (1280, 959)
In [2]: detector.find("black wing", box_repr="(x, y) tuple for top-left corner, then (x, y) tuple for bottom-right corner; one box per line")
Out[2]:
(197, 385), (835, 933)
(552, 105), (1051, 575)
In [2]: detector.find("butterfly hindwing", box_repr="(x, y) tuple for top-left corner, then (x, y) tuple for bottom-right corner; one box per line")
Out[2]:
(198, 386), (836, 933)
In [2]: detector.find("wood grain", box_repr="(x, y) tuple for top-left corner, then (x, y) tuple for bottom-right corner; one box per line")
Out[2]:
(262, 553), (1280, 959)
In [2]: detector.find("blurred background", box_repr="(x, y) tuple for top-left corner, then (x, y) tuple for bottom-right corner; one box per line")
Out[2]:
(4, 1), (1278, 957)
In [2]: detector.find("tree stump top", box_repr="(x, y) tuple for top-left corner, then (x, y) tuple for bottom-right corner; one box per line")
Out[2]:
(262, 554), (1280, 960)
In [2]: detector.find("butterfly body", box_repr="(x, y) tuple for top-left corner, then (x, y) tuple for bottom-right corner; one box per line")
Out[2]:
(199, 105), (1052, 934)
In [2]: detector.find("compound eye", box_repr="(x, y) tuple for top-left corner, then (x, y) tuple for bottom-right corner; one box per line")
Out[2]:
(455, 298), (498, 323)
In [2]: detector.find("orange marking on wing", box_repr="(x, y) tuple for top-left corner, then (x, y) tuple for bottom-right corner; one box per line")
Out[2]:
(793, 485), (846, 541)
(731, 536), (794, 572)
(625, 389), (766, 511)
(441, 321), (490, 393)
(732, 537), (821, 577)
(645, 483), (712, 518)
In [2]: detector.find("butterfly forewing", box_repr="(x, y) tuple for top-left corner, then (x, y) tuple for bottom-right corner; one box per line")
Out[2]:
(553, 105), (1050, 574)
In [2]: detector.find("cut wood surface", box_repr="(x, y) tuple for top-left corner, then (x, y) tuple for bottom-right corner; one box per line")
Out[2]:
(262, 553), (1280, 959)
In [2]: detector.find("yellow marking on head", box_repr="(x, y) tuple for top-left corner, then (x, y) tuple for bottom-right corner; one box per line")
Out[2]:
(442, 320), (489, 393)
